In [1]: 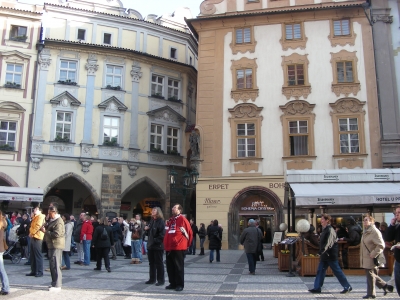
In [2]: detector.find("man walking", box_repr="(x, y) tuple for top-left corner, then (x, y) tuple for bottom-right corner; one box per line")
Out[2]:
(309, 213), (352, 294)
(26, 207), (45, 277)
(240, 219), (262, 275)
(385, 204), (400, 296)
(73, 213), (85, 265)
(42, 203), (65, 291)
(163, 204), (193, 292)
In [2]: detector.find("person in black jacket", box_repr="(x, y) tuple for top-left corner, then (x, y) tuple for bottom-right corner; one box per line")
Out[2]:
(188, 219), (198, 255)
(144, 207), (165, 286)
(208, 220), (222, 263)
(385, 204), (400, 297)
(92, 217), (114, 272)
(198, 223), (206, 255)
(340, 218), (361, 269)
(17, 213), (30, 260)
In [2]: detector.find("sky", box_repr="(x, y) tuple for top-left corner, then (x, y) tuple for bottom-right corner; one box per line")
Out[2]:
(18, 0), (202, 18)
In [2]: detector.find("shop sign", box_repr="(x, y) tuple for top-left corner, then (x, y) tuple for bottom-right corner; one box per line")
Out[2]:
(208, 184), (229, 189)
(375, 196), (400, 203)
(203, 198), (220, 209)
(240, 200), (275, 211)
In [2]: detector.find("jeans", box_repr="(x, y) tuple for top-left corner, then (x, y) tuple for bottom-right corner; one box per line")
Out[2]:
(82, 240), (91, 265)
(131, 240), (142, 261)
(0, 253), (9, 293)
(314, 260), (351, 290)
(200, 238), (205, 249)
(210, 249), (220, 262)
(62, 251), (70, 269)
(246, 253), (257, 273)
(143, 241), (147, 254)
(76, 242), (84, 262)
(395, 260), (400, 297)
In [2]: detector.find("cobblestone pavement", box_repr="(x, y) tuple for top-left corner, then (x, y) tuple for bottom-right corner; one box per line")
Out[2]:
(2, 249), (398, 299)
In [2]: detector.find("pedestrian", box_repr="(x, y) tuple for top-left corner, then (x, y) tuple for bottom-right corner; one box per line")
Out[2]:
(61, 214), (73, 270)
(360, 215), (393, 298)
(130, 219), (142, 264)
(384, 204), (400, 297)
(208, 219), (222, 263)
(121, 217), (132, 260)
(256, 220), (264, 261)
(145, 207), (165, 286)
(80, 214), (93, 266)
(92, 217), (114, 272)
(142, 220), (148, 255)
(308, 213), (352, 294)
(164, 204), (193, 292)
(198, 223), (206, 255)
(110, 217), (122, 259)
(188, 219), (198, 255)
(240, 219), (262, 275)
(0, 211), (10, 295)
(42, 203), (65, 292)
(26, 206), (45, 277)
(340, 218), (361, 269)
(72, 213), (85, 265)
(17, 213), (30, 261)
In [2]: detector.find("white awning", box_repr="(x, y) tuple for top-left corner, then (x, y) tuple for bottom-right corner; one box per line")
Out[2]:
(0, 186), (43, 202)
(290, 182), (400, 206)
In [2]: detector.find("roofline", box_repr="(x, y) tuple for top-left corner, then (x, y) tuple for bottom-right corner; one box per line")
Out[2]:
(185, 1), (367, 39)
(0, 5), (42, 15)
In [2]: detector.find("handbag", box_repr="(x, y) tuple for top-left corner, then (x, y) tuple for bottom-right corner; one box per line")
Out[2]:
(363, 239), (385, 267)
(131, 229), (140, 240)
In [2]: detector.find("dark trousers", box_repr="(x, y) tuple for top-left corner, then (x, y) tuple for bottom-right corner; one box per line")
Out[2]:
(30, 238), (43, 275)
(123, 245), (131, 257)
(96, 247), (110, 270)
(365, 267), (386, 296)
(246, 253), (257, 273)
(166, 250), (185, 288)
(148, 249), (164, 283)
(49, 248), (62, 288)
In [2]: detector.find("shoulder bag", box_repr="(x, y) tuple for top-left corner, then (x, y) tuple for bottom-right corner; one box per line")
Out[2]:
(363, 239), (385, 267)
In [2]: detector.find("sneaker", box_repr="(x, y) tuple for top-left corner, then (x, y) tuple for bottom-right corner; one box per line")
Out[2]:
(340, 287), (352, 294)
(308, 289), (321, 293)
(45, 268), (50, 272)
(49, 287), (61, 292)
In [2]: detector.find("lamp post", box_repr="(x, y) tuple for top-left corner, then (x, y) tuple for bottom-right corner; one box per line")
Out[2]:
(168, 167), (199, 215)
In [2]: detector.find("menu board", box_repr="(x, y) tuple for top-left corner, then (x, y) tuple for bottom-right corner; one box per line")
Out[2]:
(272, 232), (283, 245)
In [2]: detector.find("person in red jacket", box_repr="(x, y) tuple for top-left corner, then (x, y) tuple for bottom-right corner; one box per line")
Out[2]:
(163, 204), (192, 292)
(80, 214), (93, 266)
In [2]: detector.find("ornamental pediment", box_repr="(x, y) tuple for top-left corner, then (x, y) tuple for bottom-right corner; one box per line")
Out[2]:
(98, 96), (127, 112)
(147, 106), (186, 123)
(50, 91), (81, 108)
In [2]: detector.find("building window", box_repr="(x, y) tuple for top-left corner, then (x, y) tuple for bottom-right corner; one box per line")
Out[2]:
(0, 121), (16, 148)
(231, 58), (258, 102)
(103, 116), (119, 143)
(6, 64), (22, 85)
(285, 24), (301, 40)
(151, 75), (164, 96)
(9, 25), (27, 41)
(339, 118), (359, 153)
(236, 69), (253, 89)
(287, 64), (304, 86)
(231, 26), (256, 54)
(336, 61), (353, 83)
(189, 56), (193, 65)
(333, 19), (350, 36)
(77, 29), (86, 40)
(167, 127), (179, 154)
(330, 51), (360, 96)
(55, 112), (72, 141)
(167, 79), (179, 99)
(170, 48), (177, 59)
(236, 28), (251, 44)
(106, 65), (122, 88)
(150, 124), (163, 151)
(237, 123), (256, 157)
(103, 33), (111, 45)
(289, 120), (308, 155)
(59, 60), (77, 82)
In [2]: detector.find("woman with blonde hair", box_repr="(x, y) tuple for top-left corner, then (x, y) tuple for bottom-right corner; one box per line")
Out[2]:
(0, 211), (10, 295)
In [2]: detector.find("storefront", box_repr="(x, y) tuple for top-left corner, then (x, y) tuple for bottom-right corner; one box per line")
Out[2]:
(0, 186), (44, 212)
(286, 169), (400, 228)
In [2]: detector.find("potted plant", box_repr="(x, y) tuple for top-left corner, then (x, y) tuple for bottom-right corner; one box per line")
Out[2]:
(0, 144), (14, 151)
(105, 85), (121, 91)
(103, 138), (119, 147)
(4, 81), (21, 89)
(57, 79), (77, 85)
(167, 96), (182, 103)
(54, 135), (70, 143)
(150, 147), (164, 154)
(10, 35), (27, 42)
(167, 149), (180, 156)
(151, 93), (165, 100)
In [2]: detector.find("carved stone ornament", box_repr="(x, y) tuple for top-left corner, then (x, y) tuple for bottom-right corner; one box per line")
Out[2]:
(286, 160), (313, 170)
(53, 145), (72, 153)
(372, 15), (393, 23)
(85, 54), (99, 75)
(282, 86), (311, 100)
(330, 98), (366, 114)
(128, 149), (139, 162)
(39, 49), (51, 71)
(234, 161), (259, 172)
(331, 83), (361, 97)
(190, 158), (202, 171)
(229, 103), (263, 119)
(130, 62), (142, 83)
(31, 142), (43, 154)
(80, 160), (92, 174)
(102, 148), (121, 157)
(200, 0), (224, 15)
(279, 100), (315, 116)
(127, 163), (139, 177)
(150, 153), (182, 164)
(337, 157), (364, 169)
(231, 89), (259, 103)
(80, 144), (93, 158)
(31, 157), (42, 170)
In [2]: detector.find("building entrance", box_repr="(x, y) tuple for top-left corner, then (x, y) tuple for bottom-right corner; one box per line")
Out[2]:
(239, 215), (275, 243)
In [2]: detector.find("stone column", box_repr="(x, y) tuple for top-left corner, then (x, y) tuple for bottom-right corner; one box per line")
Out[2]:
(129, 62), (142, 149)
(101, 163), (122, 216)
(82, 54), (98, 144)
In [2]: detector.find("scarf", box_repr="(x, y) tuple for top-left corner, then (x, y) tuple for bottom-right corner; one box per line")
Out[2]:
(322, 226), (337, 255)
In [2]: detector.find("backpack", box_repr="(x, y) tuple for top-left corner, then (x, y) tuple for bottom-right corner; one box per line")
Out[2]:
(101, 227), (108, 240)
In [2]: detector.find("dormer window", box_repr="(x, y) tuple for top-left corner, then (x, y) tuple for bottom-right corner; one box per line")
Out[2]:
(10, 26), (27, 41)
(77, 29), (86, 41)
(103, 33), (111, 45)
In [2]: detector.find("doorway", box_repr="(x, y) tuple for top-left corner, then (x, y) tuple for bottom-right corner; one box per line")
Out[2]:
(239, 215), (275, 243)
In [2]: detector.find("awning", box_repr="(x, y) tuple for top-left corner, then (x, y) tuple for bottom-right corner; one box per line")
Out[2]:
(0, 186), (43, 202)
(290, 182), (400, 206)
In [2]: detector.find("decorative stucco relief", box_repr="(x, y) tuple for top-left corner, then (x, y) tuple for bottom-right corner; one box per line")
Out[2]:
(80, 160), (92, 174)
(228, 103), (263, 119)
(234, 161), (259, 172)
(329, 98), (365, 114)
(279, 100), (315, 116)
(200, 0), (224, 15)
(39, 49), (51, 71)
(131, 62), (142, 82)
(85, 54), (99, 75)
(282, 86), (311, 100)
(286, 160), (313, 170)
(337, 157), (364, 169)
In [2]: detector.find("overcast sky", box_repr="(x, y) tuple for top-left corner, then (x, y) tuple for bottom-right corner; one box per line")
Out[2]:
(19, 0), (201, 18)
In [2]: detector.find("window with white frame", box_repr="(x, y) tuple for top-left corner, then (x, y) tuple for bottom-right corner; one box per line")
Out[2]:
(167, 79), (179, 99)
(103, 116), (119, 143)
(237, 123), (255, 157)
(59, 60), (77, 82)
(289, 120), (308, 155)
(285, 24), (301, 40)
(339, 118), (359, 153)
(5, 64), (22, 86)
(150, 124), (163, 151)
(167, 127), (179, 154)
(151, 75), (164, 96)
(55, 112), (72, 141)
(333, 20), (350, 36)
(106, 65), (122, 88)
(0, 121), (16, 148)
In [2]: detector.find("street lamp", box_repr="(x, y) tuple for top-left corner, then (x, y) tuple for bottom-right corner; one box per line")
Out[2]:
(168, 167), (199, 215)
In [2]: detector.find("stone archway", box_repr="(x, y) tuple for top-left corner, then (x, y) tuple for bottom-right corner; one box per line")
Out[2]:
(228, 186), (283, 249)
(0, 172), (19, 187)
(44, 172), (101, 215)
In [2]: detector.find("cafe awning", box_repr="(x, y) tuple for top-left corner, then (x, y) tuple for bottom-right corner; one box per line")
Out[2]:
(0, 186), (43, 202)
(290, 182), (400, 206)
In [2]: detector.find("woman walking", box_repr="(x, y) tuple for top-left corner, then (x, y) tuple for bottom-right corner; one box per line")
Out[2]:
(0, 212), (10, 295)
(92, 217), (114, 272)
(61, 214), (73, 270)
(208, 220), (222, 263)
(198, 223), (206, 255)
(144, 207), (165, 285)
(360, 215), (393, 299)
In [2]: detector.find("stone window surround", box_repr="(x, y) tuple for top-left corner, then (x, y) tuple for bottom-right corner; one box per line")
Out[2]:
(149, 71), (182, 100)
(0, 102), (25, 152)
(330, 50), (360, 97)
(1, 52), (30, 90)
(281, 53), (311, 100)
(329, 97), (366, 158)
(56, 58), (79, 83)
(50, 104), (78, 143)
(231, 57), (259, 103)
(228, 103), (263, 160)
(279, 22), (308, 50)
(98, 110), (125, 147)
(230, 25), (257, 54)
(5, 19), (32, 44)
(328, 18), (357, 47)
(103, 62), (125, 90)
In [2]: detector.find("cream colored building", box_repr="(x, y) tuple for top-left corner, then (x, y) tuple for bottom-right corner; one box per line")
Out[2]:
(187, 0), (381, 249)
(0, 0), (43, 210)
(23, 0), (197, 219)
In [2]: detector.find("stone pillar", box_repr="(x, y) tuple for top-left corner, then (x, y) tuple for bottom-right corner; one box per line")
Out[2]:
(129, 62), (142, 149)
(101, 164), (122, 217)
(82, 54), (98, 144)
